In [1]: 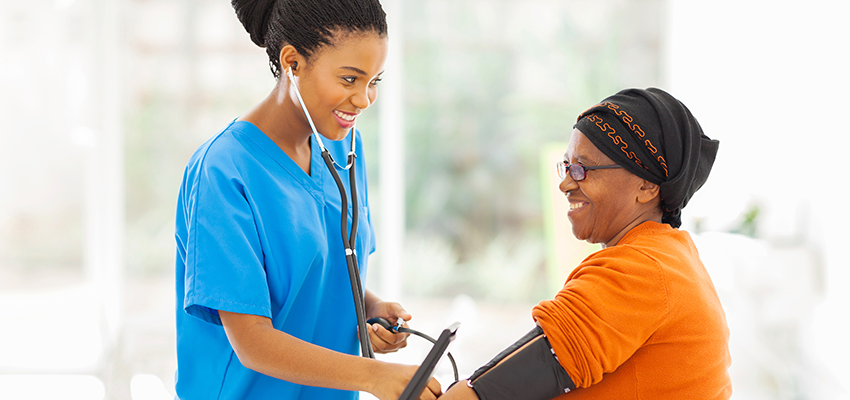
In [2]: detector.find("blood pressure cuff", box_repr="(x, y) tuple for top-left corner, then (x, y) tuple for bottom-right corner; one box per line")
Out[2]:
(467, 325), (576, 399)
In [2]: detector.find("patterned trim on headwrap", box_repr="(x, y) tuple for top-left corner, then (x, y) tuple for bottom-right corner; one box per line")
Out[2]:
(582, 114), (647, 172)
(588, 103), (669, 178)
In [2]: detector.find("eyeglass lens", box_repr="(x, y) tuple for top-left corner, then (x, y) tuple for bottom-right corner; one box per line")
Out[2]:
(556, 162), (585, 181)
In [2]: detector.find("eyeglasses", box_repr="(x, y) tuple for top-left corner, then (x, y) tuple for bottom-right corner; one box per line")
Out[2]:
(555, 161), (623, 181)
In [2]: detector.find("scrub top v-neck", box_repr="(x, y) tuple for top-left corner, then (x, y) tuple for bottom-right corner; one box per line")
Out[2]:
(174, 120), (375, 399)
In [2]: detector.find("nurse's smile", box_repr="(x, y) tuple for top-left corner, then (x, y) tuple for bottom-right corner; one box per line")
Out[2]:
(333, 109), (358, 129)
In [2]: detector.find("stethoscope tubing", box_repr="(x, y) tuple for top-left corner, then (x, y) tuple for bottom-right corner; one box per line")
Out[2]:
(288, 65), (460, 388)
(321, 149), (374, 359)
(288, 66), (460, 385)
(288, 65), (373, 358)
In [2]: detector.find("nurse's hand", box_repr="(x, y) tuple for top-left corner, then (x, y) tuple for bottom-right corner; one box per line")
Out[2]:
(366, 301), (412, 354)
(369, 363), (442, 400)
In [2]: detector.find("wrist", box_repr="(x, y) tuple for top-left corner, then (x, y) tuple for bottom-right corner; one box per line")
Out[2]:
(363, 358), (391, 395)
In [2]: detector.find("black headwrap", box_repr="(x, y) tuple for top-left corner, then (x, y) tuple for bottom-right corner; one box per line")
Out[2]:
(573, 87), (719, 228)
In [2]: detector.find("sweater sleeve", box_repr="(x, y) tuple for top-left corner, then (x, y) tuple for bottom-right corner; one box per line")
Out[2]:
(531, 246), (670, 388)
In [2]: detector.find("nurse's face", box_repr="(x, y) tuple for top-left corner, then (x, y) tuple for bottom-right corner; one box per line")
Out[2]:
(559, 128), (649, 248)
(292, 31), (388, 141)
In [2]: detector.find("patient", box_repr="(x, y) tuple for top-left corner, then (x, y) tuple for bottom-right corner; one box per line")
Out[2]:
(440, 88), (731, 399)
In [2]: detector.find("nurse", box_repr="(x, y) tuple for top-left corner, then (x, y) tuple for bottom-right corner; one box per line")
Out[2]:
(173, 0), (440, 399)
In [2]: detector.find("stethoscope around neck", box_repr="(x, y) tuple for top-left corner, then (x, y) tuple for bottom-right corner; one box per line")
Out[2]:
(285, 66), (460, 381)
(286, 65), (373, 358)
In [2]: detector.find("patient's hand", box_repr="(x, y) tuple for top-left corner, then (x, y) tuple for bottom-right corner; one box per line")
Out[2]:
(438, 380), (479, 399)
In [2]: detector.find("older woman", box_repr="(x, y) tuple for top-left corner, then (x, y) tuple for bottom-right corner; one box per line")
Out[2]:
(441, 88), (731, 399)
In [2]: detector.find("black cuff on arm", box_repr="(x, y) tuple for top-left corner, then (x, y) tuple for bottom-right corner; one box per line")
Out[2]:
(468, 325), (576, 400)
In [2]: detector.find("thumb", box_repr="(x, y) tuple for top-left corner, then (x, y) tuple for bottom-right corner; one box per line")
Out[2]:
(388, 303), (412, 322)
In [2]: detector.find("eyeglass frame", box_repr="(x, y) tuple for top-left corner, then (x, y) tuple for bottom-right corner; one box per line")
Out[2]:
(555, 161), (623, 181)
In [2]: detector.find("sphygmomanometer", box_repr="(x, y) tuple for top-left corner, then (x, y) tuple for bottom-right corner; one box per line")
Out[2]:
(462, 325), (576, 400)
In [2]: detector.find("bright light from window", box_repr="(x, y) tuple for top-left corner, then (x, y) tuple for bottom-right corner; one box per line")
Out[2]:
(130, 374), (172, 400)
(0, 375), (104, 400)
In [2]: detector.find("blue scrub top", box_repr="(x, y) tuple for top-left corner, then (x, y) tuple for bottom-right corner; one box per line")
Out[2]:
(174, 120), (375, 399)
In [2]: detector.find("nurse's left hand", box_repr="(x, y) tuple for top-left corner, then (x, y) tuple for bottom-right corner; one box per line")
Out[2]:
(366, 301), (412, 354)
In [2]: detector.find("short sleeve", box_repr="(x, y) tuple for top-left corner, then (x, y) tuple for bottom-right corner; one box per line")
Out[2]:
(181, 153), (271, 326)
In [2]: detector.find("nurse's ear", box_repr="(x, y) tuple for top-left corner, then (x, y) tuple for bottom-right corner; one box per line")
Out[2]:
(279, 45), (300, 76)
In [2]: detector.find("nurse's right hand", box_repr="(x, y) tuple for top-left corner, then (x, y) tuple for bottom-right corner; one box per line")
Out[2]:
(369, 363), (442, 400)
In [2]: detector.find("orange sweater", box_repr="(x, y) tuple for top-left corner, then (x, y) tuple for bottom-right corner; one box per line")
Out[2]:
(532, 221), (731, 399)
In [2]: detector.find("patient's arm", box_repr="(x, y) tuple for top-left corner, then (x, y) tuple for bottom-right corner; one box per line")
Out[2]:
(442, 325), (575, 400)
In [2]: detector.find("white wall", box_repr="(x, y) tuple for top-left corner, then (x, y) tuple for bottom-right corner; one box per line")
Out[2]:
(667, 0), (850, 397)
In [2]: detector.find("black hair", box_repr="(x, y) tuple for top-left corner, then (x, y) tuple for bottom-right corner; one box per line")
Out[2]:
(231, 0), (388, 79)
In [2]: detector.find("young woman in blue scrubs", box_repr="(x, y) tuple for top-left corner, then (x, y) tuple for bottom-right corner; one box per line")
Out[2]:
(173, 1), (440, 399)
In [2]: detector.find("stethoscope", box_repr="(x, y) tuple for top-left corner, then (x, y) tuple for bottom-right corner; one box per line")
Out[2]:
(286, 65), (373, 359)
(286, 65), (458, 381)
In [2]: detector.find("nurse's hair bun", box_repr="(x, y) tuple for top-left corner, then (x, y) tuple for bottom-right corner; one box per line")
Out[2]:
(230, 0), (388, 79)
(231, 0), (276, 48)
